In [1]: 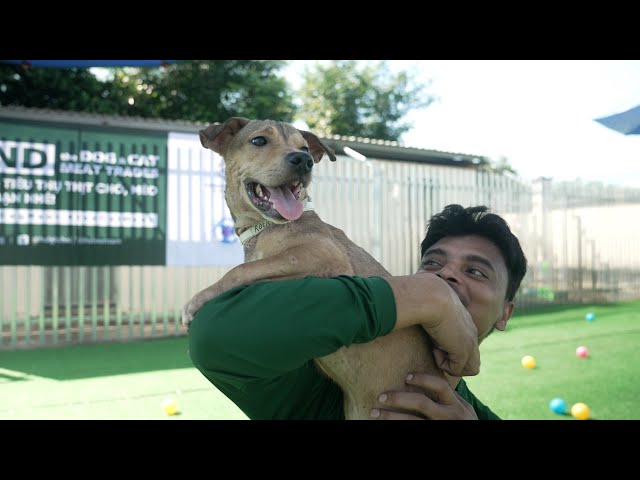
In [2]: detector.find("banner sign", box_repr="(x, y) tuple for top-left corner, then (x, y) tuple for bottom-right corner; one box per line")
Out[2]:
(0, 121), (167, 265)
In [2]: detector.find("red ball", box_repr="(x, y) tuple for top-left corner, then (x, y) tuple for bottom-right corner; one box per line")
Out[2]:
(576, 346), (589, 358)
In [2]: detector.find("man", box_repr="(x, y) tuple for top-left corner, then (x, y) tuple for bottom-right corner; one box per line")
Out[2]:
(188, 204), (527, 420)
(371, 204), (527, 419)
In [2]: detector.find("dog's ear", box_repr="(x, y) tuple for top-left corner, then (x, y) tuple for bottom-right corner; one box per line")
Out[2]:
(300, 130), (336, 163)
(199, 117), (251, 155)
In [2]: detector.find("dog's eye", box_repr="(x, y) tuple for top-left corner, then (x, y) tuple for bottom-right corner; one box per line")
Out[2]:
(251, 136), (267, 147)
(300, 146), (309, 153)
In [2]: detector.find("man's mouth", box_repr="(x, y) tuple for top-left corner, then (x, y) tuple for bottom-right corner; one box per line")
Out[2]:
(245, 180), (306, 221)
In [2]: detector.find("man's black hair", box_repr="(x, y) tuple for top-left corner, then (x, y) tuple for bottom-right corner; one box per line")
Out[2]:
(421, 204), (528, 301)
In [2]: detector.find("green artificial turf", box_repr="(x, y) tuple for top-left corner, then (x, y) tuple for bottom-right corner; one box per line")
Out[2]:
(0, 336), (247, 420)
(1, 301), (638, 420)
(464, 300), (640, 420)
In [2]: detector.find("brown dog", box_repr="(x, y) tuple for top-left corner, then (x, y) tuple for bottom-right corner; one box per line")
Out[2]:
(182, 117), (443, 419)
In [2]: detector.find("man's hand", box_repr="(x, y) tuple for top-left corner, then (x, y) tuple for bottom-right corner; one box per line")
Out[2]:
(386, 273), (480, 377)
(370, 373), (478, 420)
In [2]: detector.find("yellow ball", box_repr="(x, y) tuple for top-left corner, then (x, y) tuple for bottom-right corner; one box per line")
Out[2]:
(571, 402), (591, 420)
(521, 355), (536, 369)
(162, 398), (178, 416)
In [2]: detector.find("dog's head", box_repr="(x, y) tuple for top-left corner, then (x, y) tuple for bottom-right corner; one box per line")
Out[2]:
(200, 117), (336, 226)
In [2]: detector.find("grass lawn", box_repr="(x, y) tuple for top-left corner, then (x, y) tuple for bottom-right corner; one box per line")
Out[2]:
(1, 300), (638, 420)
(464, 300), (640, 420)
(0, 336), (247, 420)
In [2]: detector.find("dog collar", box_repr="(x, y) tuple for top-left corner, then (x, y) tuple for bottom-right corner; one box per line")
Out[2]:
(238, 201), (314, 245)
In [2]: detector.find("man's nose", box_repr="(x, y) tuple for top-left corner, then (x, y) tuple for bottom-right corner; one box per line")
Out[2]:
(436, 265), (460, 284)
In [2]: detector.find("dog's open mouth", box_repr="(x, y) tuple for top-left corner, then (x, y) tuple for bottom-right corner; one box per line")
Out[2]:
(245, 180), (305, 221)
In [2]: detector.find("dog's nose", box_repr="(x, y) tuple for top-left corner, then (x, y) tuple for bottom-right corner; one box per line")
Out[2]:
(286, 151), (314, 174)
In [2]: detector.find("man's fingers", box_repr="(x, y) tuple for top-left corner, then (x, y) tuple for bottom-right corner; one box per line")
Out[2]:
(404, 373), (457, 403)
(375, 373), (479, 420)
(433, 346), (480, 377)
(376, 373), (457, 416)
(459, 348), (481, 376)
(370, 408), (424, 420)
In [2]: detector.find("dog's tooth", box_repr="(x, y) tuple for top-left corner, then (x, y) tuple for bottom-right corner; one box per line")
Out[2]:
(256, 184), (262, 197)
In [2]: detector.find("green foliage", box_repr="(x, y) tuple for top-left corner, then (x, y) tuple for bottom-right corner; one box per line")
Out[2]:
(0, 63), (127, 114)
(128, 60), (296, 122)
(298, 60), (434, 141)
(0, 61), (296, 124)
(1, 60), (434, 143)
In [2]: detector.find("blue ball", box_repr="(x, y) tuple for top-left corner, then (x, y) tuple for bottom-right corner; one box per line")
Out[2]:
(585, 312), (596, 322)
(549, 398), (566, 415)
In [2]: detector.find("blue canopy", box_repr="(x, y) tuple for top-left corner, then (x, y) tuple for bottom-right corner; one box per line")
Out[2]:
(595, 104), (640, 135)
(0, 60), (177, 68)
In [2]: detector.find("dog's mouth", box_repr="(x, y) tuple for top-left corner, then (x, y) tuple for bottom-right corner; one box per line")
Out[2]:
(245, 179), (306, 221)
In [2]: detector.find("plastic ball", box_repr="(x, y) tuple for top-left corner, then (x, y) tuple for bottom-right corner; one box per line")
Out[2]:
(576, 346), (589, 358)
(571, 402), (591, 420)
(521, 355), (536, 369)
(585, 312), (596, 322)
(161, 398), (178, 416)
(549, 398), (566, 414)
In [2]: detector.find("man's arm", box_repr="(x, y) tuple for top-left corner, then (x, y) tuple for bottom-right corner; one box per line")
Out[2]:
(190, 273), (478, 378)
(188, 275), (398, 419)
(189, 276), (397, 377)
(188, 273), (478, 419)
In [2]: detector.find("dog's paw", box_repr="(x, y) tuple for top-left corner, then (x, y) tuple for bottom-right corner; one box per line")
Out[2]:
(181, 302), (196, 330)
(181, 284), (225, 330)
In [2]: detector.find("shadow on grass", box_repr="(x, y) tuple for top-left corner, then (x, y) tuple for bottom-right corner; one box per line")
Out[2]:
(0, 336), (192, 381)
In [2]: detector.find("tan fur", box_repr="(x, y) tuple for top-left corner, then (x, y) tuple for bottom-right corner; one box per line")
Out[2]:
(184, 117), (442, 420)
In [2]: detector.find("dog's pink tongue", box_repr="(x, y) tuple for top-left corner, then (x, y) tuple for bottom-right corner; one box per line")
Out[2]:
(268, 186), (303, 221)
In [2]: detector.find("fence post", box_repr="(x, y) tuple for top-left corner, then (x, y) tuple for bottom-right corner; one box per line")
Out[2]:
(371, 163), (384, 264)
(532, 177), (553, 292)
(576, 215), (583, 303)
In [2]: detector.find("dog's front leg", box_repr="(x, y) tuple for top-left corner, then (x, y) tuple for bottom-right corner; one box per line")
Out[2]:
(182, 250), (317, 329)
(182, 280), (227, 329)
(180, 263), (285, 329)
(182, 245), (350, 329)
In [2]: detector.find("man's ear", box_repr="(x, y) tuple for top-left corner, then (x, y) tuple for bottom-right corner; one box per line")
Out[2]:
(495, 301), (515, 331)
(199, 117), (250, 155)
(299, 130), (336, 163)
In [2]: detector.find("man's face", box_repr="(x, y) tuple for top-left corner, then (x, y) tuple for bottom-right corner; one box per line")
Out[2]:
(418, 234), (514, 343)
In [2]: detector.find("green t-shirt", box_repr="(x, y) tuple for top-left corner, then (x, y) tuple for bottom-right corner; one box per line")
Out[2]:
(188, 275), (500, 420)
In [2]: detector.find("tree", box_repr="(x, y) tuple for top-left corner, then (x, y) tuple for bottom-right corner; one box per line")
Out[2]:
(297, 61), (434, 141)
(0, 63), (128, 114)
(128, 60), (296, 122)
(0, 61), (296, 123)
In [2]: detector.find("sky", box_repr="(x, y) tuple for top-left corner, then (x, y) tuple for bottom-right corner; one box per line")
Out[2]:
(284, 60), (640, 188)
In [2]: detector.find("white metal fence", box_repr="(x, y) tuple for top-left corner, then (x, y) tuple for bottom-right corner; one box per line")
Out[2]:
(2, 153), (639, 350)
